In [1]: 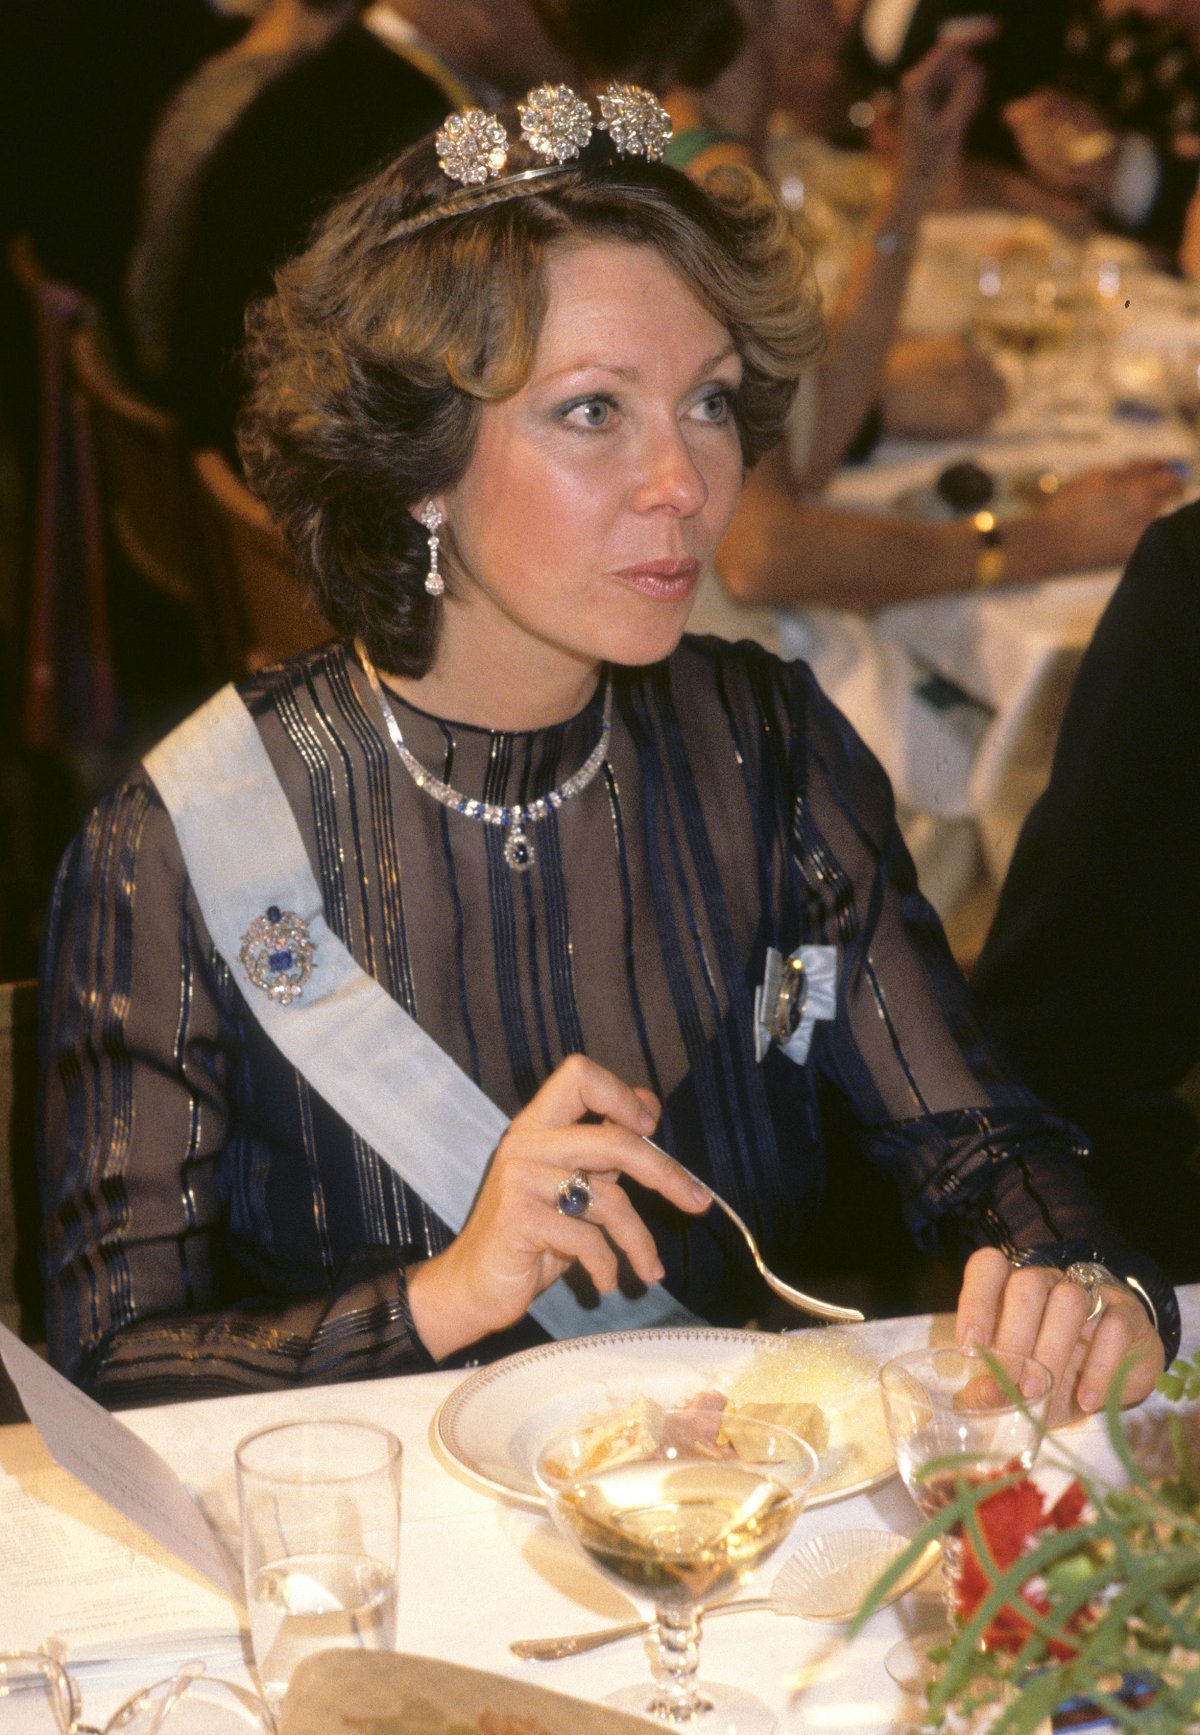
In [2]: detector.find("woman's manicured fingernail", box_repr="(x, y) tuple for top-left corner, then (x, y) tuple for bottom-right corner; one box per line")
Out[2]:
(1078, 1386), (1100, 1412)
(639, 1109), (656, 1132)
(690, 1181), (711, 1207)
(959, 1326), (985, 1351)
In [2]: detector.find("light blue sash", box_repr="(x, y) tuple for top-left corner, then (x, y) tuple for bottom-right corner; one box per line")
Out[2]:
(144, 685), (698, 1340)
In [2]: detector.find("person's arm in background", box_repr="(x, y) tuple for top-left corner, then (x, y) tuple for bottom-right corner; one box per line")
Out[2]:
(797, 30), (1003, 490)
(676, 26), (1005, 482)
(717, 448), (1182, 611)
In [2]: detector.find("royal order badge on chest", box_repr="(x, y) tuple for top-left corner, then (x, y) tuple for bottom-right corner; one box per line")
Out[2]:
(754, 944), (839, 1065)
(239, 905), (315, 1004)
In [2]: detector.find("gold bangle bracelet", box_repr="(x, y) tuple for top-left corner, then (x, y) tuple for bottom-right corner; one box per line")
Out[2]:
(1124, 1273), (1159, 1338)
(972, 509), (1007, 587)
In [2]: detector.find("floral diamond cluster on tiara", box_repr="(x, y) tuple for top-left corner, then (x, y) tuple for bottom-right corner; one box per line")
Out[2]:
(435, 82), (673, 188)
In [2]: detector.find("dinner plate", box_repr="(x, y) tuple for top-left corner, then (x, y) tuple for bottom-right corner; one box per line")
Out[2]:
(281, 1650), (659, 1734)
(432, 1324), (896, 1510)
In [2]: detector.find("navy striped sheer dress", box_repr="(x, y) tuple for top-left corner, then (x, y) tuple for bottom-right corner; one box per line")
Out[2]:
(39, 636), (1180, 1404)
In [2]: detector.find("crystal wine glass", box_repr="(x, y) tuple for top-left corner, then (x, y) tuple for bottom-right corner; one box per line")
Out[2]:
(534, 1404), (819, 1734)
(971, 250), (1087, 434)
(879, 1345), (1054, 1694)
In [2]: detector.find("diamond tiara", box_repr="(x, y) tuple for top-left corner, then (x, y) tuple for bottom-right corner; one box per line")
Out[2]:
(383, 82), (673, 242)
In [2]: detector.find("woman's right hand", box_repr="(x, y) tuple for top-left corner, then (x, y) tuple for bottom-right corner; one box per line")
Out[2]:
(1032, 461), (1184, 574)
(406, 1054), (711, 1361)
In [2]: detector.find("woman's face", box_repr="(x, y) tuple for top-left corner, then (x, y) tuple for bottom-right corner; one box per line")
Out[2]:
(434, 239), (745, 713)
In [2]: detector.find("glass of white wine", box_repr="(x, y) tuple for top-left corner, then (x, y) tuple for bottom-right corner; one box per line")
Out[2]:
(235, 1419), (402, 1712)
(534, 1404), (819, 1734)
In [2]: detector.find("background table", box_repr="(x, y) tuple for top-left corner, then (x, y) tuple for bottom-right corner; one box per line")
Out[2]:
(690, 202), (1200, 939)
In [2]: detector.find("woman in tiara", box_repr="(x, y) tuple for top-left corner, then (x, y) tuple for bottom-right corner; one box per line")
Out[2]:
(39, 83), (1176, 1411)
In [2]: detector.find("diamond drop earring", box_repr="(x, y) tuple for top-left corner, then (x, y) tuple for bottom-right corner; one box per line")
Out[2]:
(419, 500), (445, 596)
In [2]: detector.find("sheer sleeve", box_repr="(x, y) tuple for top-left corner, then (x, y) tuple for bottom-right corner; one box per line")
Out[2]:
(783, 659), (1180, 1361)
(39, 773), (435, 1407)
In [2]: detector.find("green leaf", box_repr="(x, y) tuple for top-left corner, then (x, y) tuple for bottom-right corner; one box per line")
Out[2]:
(848, 1506), (961, 1635)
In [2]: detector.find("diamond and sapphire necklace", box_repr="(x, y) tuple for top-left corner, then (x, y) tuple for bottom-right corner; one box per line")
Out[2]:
(356, 639), (613, 873)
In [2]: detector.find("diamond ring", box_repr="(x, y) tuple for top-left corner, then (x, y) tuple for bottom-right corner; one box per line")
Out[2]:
(555, 1170), (592, 1219)
(1065, 1260), (1115, 1323)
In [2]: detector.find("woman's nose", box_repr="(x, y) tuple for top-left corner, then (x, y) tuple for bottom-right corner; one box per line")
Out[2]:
(631, 425), (710, 516)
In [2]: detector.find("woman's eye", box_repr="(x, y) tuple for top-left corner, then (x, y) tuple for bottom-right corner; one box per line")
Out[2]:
(692, 388), (734, 424)
(563, 397), (614, 429)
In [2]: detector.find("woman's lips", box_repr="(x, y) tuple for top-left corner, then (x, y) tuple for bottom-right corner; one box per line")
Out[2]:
(612, 559), (700, 600)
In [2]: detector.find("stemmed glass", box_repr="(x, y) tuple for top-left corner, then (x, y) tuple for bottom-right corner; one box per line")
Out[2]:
(971, 250), (1098, 435)
(879, 1346), (1054, 1694)
(534, 1405), (819, 1734)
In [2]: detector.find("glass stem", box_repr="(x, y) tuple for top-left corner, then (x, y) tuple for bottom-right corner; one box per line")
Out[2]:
(647, 1603), (712, 1724)
(939, 1532), (963, 1633)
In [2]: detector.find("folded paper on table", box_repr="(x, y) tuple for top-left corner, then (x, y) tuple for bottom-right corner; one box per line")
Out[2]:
(0, 1434), (242, 1662)
(280, 1650), (659, 1733)
(0, 1323), (242, 1604)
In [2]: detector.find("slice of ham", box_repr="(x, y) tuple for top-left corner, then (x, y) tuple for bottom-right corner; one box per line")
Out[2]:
(658, 1390), (732, 1457)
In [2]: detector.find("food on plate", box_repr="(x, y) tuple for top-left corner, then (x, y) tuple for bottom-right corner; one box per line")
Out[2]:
(550, 1334), (882, 1482)
(549, 1387), (824, 1482)
(724, 1333), (878, 1427)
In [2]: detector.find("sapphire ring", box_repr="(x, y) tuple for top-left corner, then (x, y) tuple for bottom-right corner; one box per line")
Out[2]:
(556, 1169), (593, 1219)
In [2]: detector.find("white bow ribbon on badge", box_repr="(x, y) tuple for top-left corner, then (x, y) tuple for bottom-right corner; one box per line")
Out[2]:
(753, 944), (839, 1065)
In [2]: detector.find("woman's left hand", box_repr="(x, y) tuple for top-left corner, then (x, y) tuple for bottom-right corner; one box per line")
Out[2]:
(956, 1247), (1164, 1425)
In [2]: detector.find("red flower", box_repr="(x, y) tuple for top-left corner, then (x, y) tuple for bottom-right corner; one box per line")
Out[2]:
(1049, 1480), (1087, 1531)
(954, 1469), (1090, 1657)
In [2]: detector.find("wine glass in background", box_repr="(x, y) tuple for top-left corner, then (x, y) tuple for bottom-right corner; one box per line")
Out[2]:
(534, 1405), (819, 1734)
(971, 246), (1107, 435)
(879, 1346), (1053, 1694)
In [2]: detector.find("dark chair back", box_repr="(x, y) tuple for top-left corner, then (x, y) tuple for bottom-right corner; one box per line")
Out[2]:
(0, 982), (42, 1347)
(67, 322), (233, 680)
(192, 448), (331, 670)
(7, 234), (118, 750)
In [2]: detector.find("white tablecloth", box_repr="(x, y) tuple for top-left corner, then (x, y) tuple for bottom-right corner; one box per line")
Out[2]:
(804, 415), (1196, 890)
(5, 1287), (1197, 1733)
